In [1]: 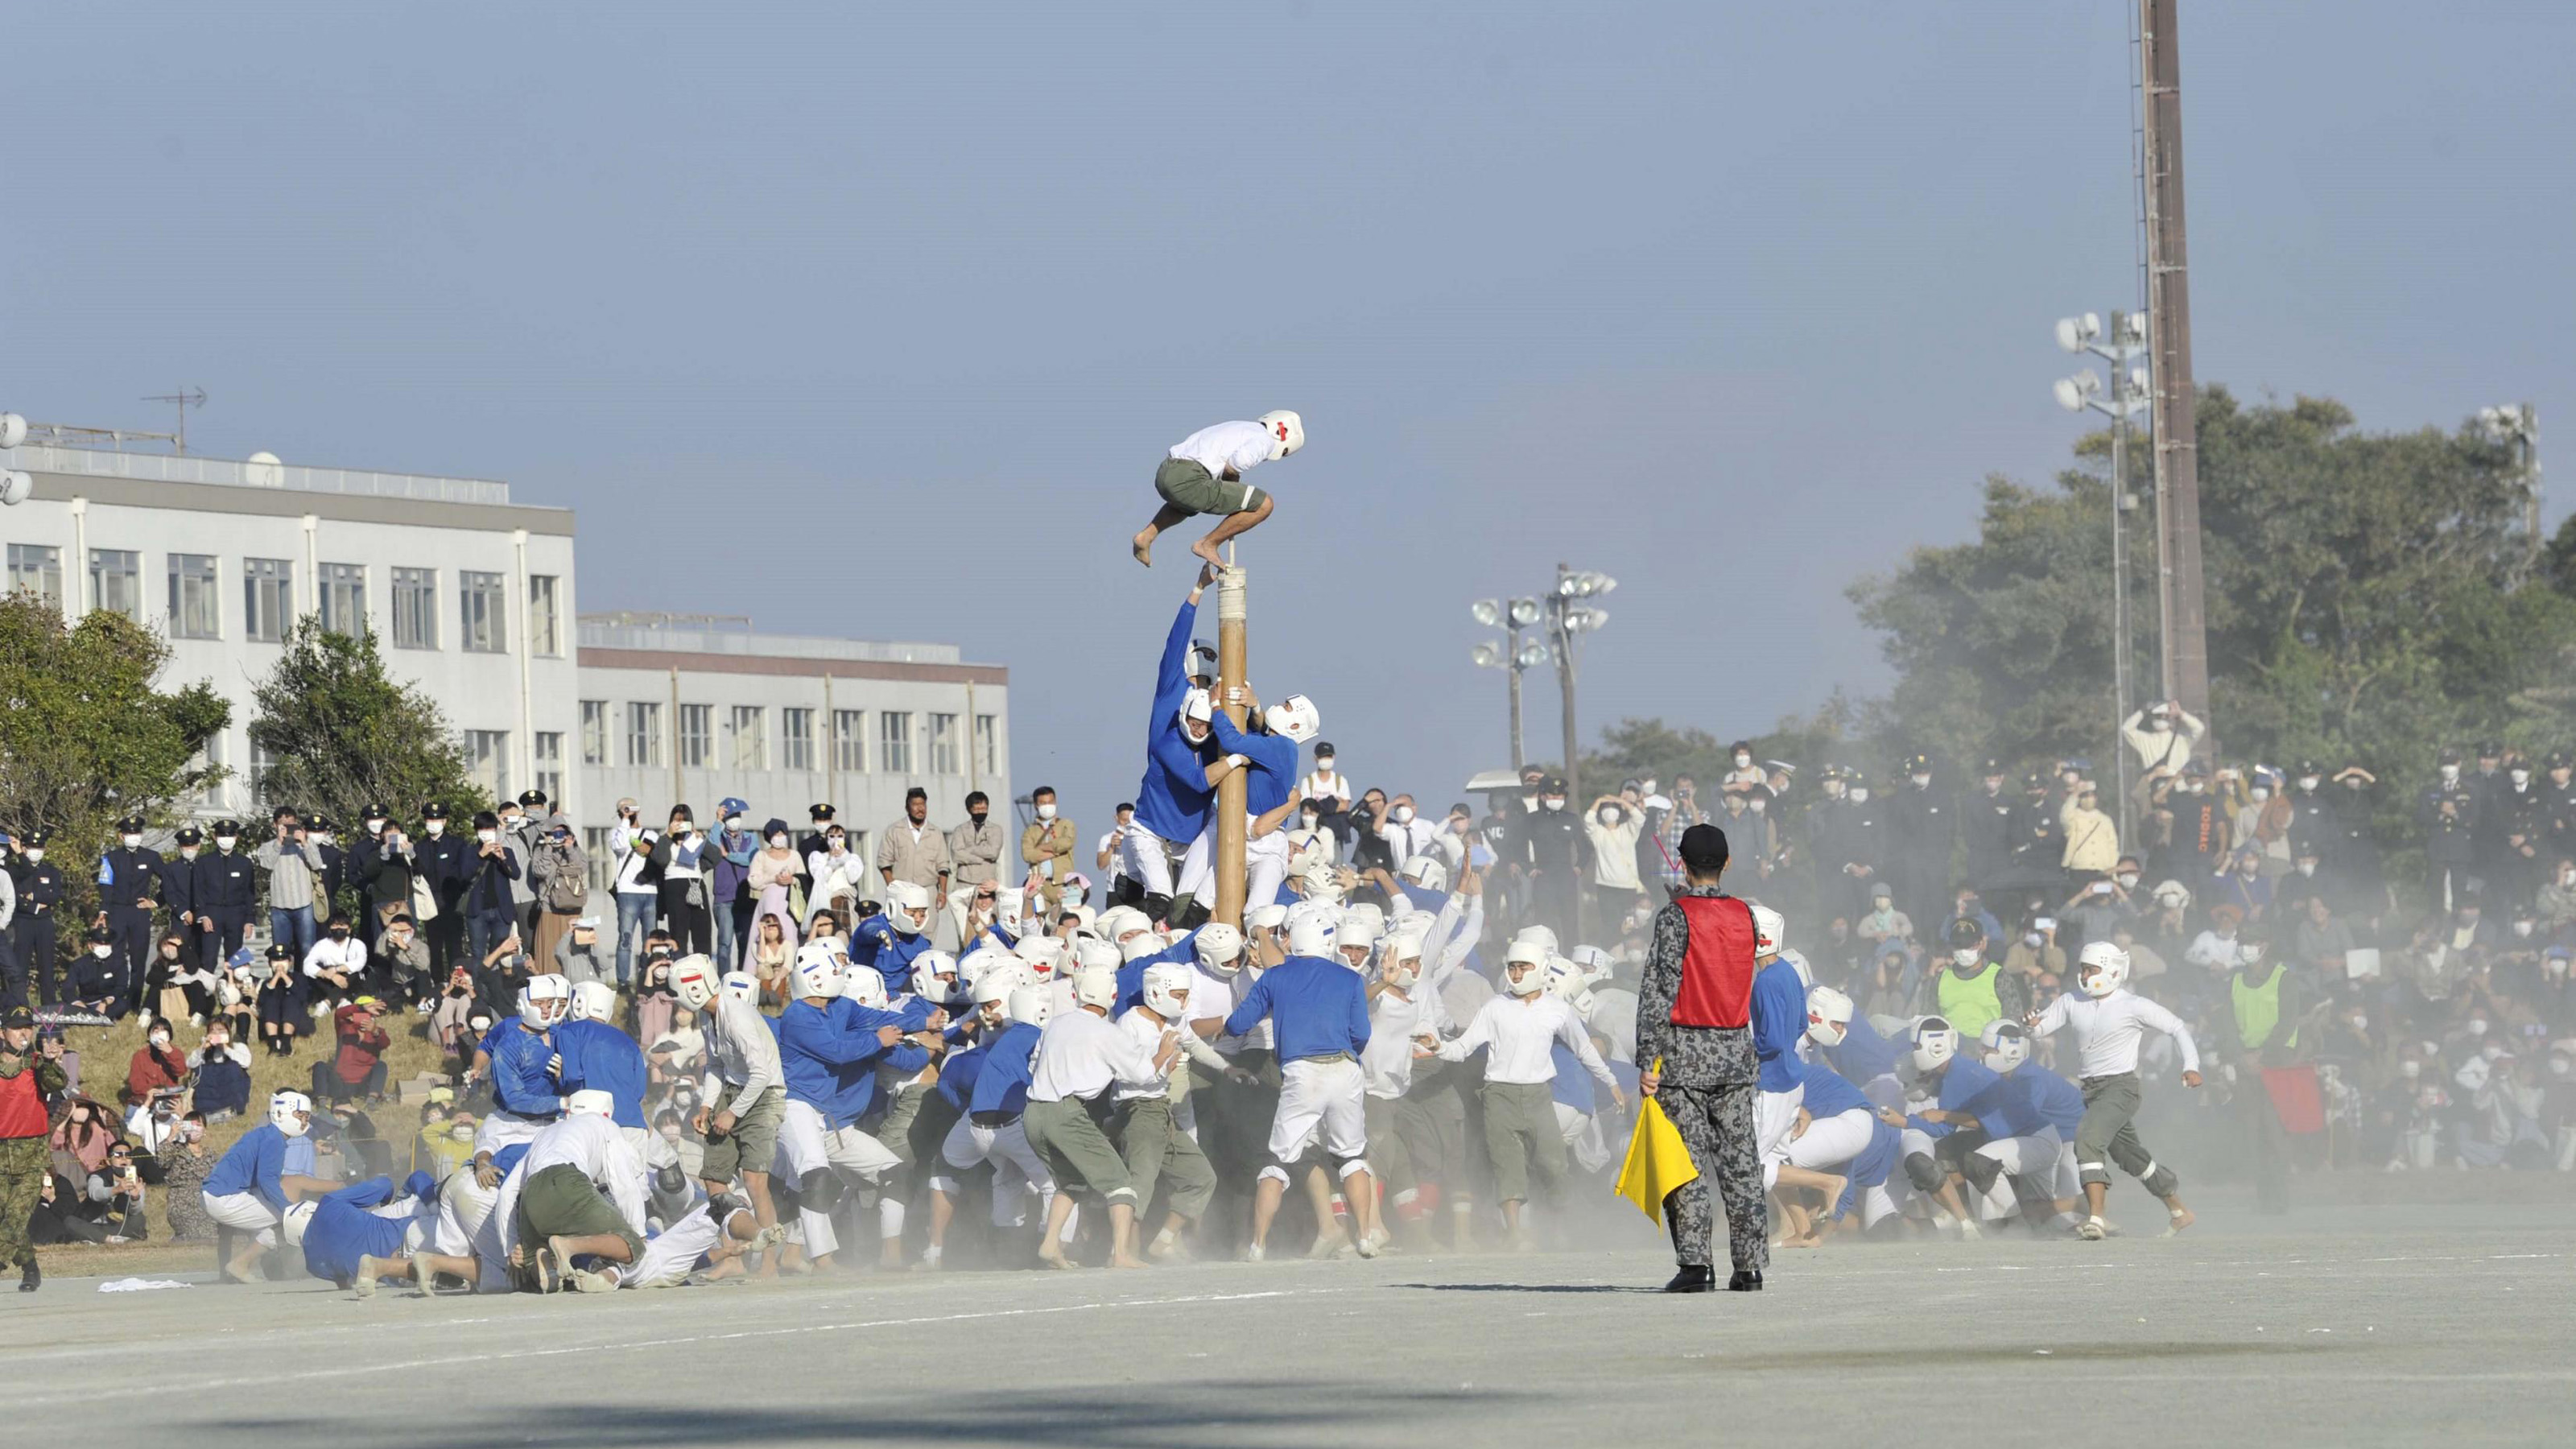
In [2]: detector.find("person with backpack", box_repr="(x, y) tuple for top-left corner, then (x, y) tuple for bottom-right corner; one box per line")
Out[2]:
(528, 815), (589, 966)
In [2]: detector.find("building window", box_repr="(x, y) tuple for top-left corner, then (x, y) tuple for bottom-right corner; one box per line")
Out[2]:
(928, 712), (960, 776)
(678, 704), (714, 769)
(392, 567), (437, 649)
(464, 729), (510, 799)
(528, 574), (562, 657)
(724, 706), (768, 770)
(88, 549), (142, 621)
(6, 543), (62, 608)
(460, 570), (506, 654)
(781, 708), (815, 772)
(167, 554), (220, 638)
(317, 563), (366, 635)
(580, 700), (609, 766)
(974, 713), (1000, 778)
(584, 828), (617, 893)
(243, 557), (294, 643)
(535, 731), (564, 805)
(832, 710), (866, 774)
(625, 702), (663, 768)
(878, 712), (913, 777)
(248, 741), (279, 805)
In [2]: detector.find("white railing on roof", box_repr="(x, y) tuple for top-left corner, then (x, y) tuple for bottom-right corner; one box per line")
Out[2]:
(19, 443), (516, 506)
(577, 619), (962, 666)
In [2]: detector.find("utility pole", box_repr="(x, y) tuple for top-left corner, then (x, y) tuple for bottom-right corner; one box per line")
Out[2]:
(1506, 620), (1527, 771)
(2140, 0), (2211, 761)
(1212, 559), (1249, 930)
(1553, 563), (1581, 807)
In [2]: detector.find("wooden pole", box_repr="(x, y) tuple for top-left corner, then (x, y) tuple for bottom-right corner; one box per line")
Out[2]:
(1213, 559), (1249, 928)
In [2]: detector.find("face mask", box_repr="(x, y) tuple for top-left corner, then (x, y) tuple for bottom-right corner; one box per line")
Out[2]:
(2345, 778), (2364, 791)
(2512, 770), (2531, 786)
(2240, 862), (2258, 877)
(725, 815), (745, 832)
(1318, 758), (1336, 772)
(2024, 931), (2042, 947)
(2549, 958), (2571, 977)
(1301, 812), (1319, 828)
(426, 820), (446, 836)
(770, 834), (789, 848)
(2116, 873), (2139, 889)
(1849, 788), (1870, 804)
(2298, 778), (2320, 792)
(1824, 782), (1845, 799)
(329, 927), (351, 941)
(2467, 1018), (2488, 1035)
(2295, 861), (2317, 877)
(2514, 921), (2536, 938)
(2400, 1059), (2421, 1079)
(1951, 947), (1979, 968)
(161, 946), (180, 960)
(827, 835), (846, 849)
(2440, 765), (2459, 783)
(1910, 773), (1930, 789)
(1542, 799), (1565, 812)
(150, 1030), (171, 1046)
(181, 847), (200, 861)
(1037, 803), (1058, 821)
(477, 830), (498, 845)
(24, 849), (41, 863)
(366, 818), (386, 833)
(2349, 1014), (2368, 1032)
(314, 832), (334, 846)
(1392, 806), (1414, 824)
(1597, 811), (1618, 827)
(92, 944), (114, 959)
(2250, 786), (2271, 803)
(1733, 754), (1752, 769)
(122, 833), (142, 848)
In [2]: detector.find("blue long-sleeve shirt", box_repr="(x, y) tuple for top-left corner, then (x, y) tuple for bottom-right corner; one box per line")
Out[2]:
(780, 997), (927, 1129)
(1795, 1058), (1872, 1117)
(1992, 1064), (2087, 1139)
(554, 1018), (647, 1129)
(1151, 594), (1199, 729)
(205, 1121), (293, 1211)
(1221, 956), (1371, 1063)
(1793, 1060), (1901, 1212)
(1750, 958), (1808, 1093)
(849, 914), (936, 993)
(1908, 1055), (2004, 1137)
(300, 1175), (423, 1282)
(1550, 1042), (1600, 1114)
(1134, 720), (1217, 843)
(488, 1022), (564, 1118)
(1114, 927), (1202, 1013)
(937, 1039), (992, 1112)
(968, 1022), (1042, 1116)
(1824, 1012), (1905, 1084)
(1208, 711), (1298, 816)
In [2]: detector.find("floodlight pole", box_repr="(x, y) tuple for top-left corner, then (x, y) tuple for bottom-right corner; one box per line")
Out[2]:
(1506, 621), (1528, 771)
(1213, 556), (1249, 931)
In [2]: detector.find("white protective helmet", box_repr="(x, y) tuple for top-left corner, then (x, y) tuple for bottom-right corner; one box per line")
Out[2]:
(1264, 693), (1320, 744)
(793, 943), (845, 1001)
(957, 947), (1012, 993)
(269, 1089), (315, 1137)
(1185, 640), (1220, 683)
(1256, 409), (1305, 460)
(1141, 962), (1194, 1020)
(1006, 983), (1054, 1028)
(281, 1199), (319, 1249)
(840, 963), (891, 1009)
(1178, 687), (1216, 740)
(568, 980), (617, 1024)
(1398, 855), (1448, 894)
(721, 969), (758, 1003)
(2077, 939), (2131, 998)
(1750, 906), (1785, 959)
(1071, 936), (1122, 978)
(1544, 956), (1594, 1014)
(518, 972), (571, 1030)
(1504, 939), (1549, 996)
(1096, 906), (1153, 946)
(1340, 902), (1384, 947)
(1981, 1019), (2030, 1074)
(1569, 943), (1616, 985)
(1805, 985), (1855, 1049)
(1121, 931), (1168, 964)
(567, 1088), (617, 1119)
(1381, 925), (1428, 989)
(1911, 1016), (1960, 1074)
(1286, 899), (1340, 957)
(993, 887), (1027, 935)
(1246, 902), (1290, 940)
(912, 950), (960, 996)
(1073, 967), (1119, 1013)
(972, 964), (1022, 1009)
(1018, 935), (1069, 978)
(887, 880), (935, 937)
(1513, 924), (1559, 959)
(671, 953), (721, 1011)
(1193, 923), (1245, 975)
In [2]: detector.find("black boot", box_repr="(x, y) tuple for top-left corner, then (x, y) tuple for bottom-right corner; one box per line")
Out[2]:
(1662, 1265), (1715, 1293)
(19, 1258), (39, 1293)
(1727, 1269), (1764, 1292)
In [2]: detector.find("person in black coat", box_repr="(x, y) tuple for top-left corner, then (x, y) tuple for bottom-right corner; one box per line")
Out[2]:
(415, 802), (476, 979)
(97, 814), (164, 1009)
(191, 821), (258, 972)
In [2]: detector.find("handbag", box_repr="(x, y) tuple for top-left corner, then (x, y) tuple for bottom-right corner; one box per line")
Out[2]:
(409, 869), (440, 923)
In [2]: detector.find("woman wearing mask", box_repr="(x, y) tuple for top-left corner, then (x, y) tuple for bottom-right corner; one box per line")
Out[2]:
(746, 913), (794, 1009)
(1584, 795), (1645, 931)
(653, 807), (712, 956)
(159, 1113), (217, 1241)
(805, 825), (868, 932)
(2239, 767), (2294, 875)
(48, 1096), (121, 1183)
(743, 819), (806, 970)
(122, 1020), (190, 1109)
(254, 941), (304, 1055)
(193, 1025), (253, 1120)
(2001, 914), (2066, 981)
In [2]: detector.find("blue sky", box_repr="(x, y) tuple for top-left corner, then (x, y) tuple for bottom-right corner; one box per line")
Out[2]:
(7, 2), (2570, 825)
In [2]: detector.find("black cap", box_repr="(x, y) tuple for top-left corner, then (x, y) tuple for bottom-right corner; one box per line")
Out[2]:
(2438, 745), (2462, 765)
(174, 826), (203, 846)
(2550, 752), (2572, 770)
(115, 814), (144, 833)
(266, 942), (296, 961)
(2, 1005), (33, 1032)
(422, 801), (448, 819)
(516, 789), (548, 807)
(363, 804), (390, 819)
(2478, 741), (2503, 758)
(1947, 917), (1984, 947)
(1678, 823), (1729, 874)
(213, 819), (242, 836)
(1904, 752), (1930, 773)
(19, 828), (48, 847)
(305, 812), (332, 831)
(1542, 775), (1567, 793)
(2295, 759), (2322, 776)
(809, 803), (836, 820)
(1981, 758), (2004, 774)
(2023, 772), (2046, 791)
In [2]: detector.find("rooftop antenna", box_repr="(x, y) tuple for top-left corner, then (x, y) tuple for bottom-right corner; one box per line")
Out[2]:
(142, 386), (207, 454)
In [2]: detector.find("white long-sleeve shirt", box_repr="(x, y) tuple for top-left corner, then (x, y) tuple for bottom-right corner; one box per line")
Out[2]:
(1437, 993), (1616, 1089)
(1029, 1009), (1165, 1104)
(302, 937), (368, 981)
(492, 1113), (647, 1256)
(703, 993), (783, 1114)
(1362, 986), (1439, 1100)
(2030, 989), (2200, 1078)
(1113, 1005), (1224, 1101)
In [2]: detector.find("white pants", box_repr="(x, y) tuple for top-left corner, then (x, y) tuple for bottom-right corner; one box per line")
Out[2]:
(1786, 1106), (1876, 1172)
(474, 1109), (555, 1158)
(1176, 824), (1216, 902)
(1756, 1083), (1806, 1186)
(1975, 1128), (2075, 1217)
(1245, 826), (1290, 912)
(203, 1190), (282, 1245)
(774, 1099), (902, 1258)
(1266, 1058), (1368, 1172)
(430, 1170), (497, 1258)
(621, 1202), (741, 1289)
(1857, 1180), (1906, 1230)
(934, 1116), (1056, 1228)
(1119, 823), (1180, 901)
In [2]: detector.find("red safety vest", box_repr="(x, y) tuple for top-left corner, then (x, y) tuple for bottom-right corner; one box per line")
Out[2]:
(1670, 895), (1757, 1029)
(0, 1059), (44, 1140)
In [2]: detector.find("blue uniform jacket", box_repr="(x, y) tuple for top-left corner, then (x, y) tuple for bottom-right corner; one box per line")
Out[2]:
(1909, 1055), (2004, 1137)
(205, 1121), (292, 1210)
(781, 997), (930, 1129)
(967, 1022), (1042, 1117)
(1208, 711), (1298, 817)
(850, 914), (936, 993)
(301, 1175), (424, 1282)
(554, 1018), (648, 1129)
(1221, 956), (1370, 1063)
(1824, 1013), (1905, 1084)
(1751, 958), (1809, 1093)
(488, 1022), (564, 1118)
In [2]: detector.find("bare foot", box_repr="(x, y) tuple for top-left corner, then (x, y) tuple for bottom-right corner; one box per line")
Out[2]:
(1132, 531), (1155, 567)
(1037, 1245), (1079, 1270)
(1108, 1252), (1150, 1269)
(1190, 538), (1227, 569)
(1816, 1174), (1847, 1214)
(2162, 1207), (2195, 1236)
(1307, 1234), (1348, 1260)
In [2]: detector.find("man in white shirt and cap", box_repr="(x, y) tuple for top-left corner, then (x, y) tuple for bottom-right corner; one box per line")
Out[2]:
(1022, 967), (1179, 1267)
(1132, 412), (1304, 568)
(2027, 939), (2202, 1241)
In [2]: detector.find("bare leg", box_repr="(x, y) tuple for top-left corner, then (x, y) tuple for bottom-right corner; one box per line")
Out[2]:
(1249, 1174), (1286, 1256)
(1107, 1203), (1145, 1269)
(1344, 1167), (1381, 1254)
(927, 1186), (956, 1262)
(1038, 1191), (1080, 1269)
(2161, 1191), (2194, 1235)
(740, 1170), (779, 1278)
(1302, 1163), (1343, 1255)
(1133, 504), (1192, 566)
(1192, 495), (1274, 567)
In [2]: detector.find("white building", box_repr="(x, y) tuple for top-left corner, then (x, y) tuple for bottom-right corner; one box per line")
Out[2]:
(572, 614), (1009, 886)
(2, 443), (1010, 864)
(4, 443), (579, 819)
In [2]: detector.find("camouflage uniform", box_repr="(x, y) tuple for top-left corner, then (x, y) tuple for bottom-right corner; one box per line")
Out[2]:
(0, 1052), (68, 1273)
(1633, 886), (1767, 1275)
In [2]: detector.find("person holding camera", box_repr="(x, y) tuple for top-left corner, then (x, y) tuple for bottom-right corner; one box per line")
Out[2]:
(254, 941), (304, 1056)
(316, 996), (393, 1106)
(417, 802), (477, 981)
(123, 1018), (191, 1108)
(85, 1137), (149, 1241)
(194, 1024), (253, 1121)
(609, 799), (661, 989)
(254, 808), (323, 962)
(374, 914), (432, 1007)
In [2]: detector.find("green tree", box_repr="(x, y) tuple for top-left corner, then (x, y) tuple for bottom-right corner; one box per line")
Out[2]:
(0, 592), (230, 937)
(245, 620), (493, 829)
(1583, 694), (1864, 795)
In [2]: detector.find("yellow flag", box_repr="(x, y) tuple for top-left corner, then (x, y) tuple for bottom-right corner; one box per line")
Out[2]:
(1612, 1063), (1699, 1226)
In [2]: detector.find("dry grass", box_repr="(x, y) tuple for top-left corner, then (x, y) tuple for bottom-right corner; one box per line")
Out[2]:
(35, 1002), (454, 1278)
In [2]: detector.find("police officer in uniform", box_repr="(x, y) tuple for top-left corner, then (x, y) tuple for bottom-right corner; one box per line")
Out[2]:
(417, 801), (474, 977)
(1885, 751), (1951, 927)
(2544, 752), (2576, 866)
(99, 815), (165, 1011)
(161, 826), (209, 968)
(1834, 774), (1888, 919)
(346, 804), (394, 948)
(1959, 759), (2017, 904)
(1802, 766), (1853, 919)
(10, 832), (65, 1006)
(195, 820), (258, 971)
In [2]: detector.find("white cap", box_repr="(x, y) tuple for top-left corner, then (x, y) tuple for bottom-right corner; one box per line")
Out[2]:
(567, 1089), (617, 1119)
(1121, 931), (1168, 964)
(1805, 985), (1854, 1048)
(1399, 855), (1448, 893)
(1194, 923), (1245, 972)
(1286, 900), (1339, 957)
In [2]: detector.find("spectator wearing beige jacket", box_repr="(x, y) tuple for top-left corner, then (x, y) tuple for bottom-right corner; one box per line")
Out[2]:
(2060, 782), (2121, 875)
(948, 791), (1005, 889)
(1019, 786), (1077, 914)
(876, 786), (952, 904)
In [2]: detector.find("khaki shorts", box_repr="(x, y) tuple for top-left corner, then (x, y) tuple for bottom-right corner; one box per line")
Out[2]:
(700, 1087), (787, 1185)
(1154, 456), (1266, 518)
(513, 1162), (646, 1265)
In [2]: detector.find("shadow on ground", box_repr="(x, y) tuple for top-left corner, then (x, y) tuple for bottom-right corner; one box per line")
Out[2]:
(217, 1381), (1509, 1447)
